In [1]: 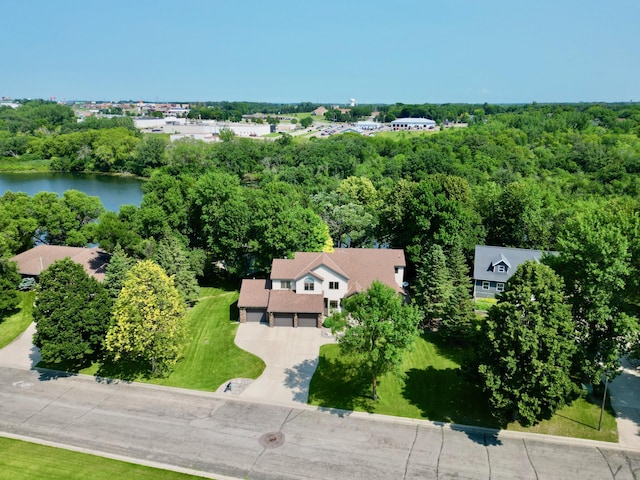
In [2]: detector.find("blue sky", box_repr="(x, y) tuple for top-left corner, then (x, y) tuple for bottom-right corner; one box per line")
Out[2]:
(1, 0), (638, 104)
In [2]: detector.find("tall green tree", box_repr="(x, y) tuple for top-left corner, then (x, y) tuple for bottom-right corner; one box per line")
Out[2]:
(440, 245), (476, 340)
(548, 207), (638, 382)
(413, 244), (451, 328)
(0, 259), (20, 314)
(153, 235), (199, 306)
(336, 281), (421, 400)
(476, 261), (578, 426)
(105, 260), (187, 376)
(191, 170), (250, 274)
(103, 244), (134, 299)
(33, 258), (111, 367)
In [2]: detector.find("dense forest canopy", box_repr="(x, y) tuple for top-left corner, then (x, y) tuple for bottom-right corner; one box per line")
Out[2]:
(3, 99), (640, 404)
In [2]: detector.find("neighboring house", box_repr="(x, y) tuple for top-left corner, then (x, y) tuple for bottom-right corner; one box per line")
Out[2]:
(473, 245), (557, 299)
(9, 245), (111, 282)
(238, 249), (407, 328)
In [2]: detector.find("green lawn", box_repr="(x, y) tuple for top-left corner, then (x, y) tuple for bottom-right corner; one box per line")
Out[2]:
(0, 157), (51, 172)
(0, 291), (35, 349)
(79, 288), (265, 391)
(0, 436), (207, 480)
(308, 332), (618, 442)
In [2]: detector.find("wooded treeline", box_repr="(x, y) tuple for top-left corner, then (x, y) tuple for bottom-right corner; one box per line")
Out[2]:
(2, 100), (640, 408)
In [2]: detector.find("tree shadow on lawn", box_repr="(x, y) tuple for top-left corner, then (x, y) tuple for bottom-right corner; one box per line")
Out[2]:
(94, 358), (152, 383)
(308, 355), (377, 413)
(402, 366), (500, 430)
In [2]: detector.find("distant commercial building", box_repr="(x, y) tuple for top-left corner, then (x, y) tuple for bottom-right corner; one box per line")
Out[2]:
(390, 117), (436, 130)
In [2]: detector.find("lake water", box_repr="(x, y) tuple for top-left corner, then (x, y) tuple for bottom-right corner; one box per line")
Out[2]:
(0, 172), (144, 212)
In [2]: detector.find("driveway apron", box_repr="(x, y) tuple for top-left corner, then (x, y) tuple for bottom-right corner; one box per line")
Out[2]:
(0, 322), (40, 369)
(234, 323), (334, 405)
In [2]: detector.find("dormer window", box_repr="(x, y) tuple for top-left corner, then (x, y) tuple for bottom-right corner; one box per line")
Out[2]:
(280, 280), (291, 289)
(304, 278), (315, 291)
(496, 264), (506, 273)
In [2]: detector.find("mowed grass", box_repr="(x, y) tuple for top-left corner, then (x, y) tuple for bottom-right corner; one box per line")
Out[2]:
(0, 436), (207, 480)
(308, 332), (618, 442)
(150, 288), (265, 390)
(81, 288), (265, 391)
(0, 291), (35, 349)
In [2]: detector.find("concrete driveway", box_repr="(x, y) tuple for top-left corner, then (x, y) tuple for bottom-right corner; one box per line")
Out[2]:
(234, 323), (334, 405)
(0, 322), (40, 369)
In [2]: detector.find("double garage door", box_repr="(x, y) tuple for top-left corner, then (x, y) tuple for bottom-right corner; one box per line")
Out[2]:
(273, 313), (318, 327)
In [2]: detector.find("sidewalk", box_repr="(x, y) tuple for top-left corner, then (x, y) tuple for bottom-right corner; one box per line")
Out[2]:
(608, 357), (640, 449)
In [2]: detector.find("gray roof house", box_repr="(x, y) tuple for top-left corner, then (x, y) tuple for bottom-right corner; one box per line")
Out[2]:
(473, 245), (557, 299)
(238, 249), (406, 328)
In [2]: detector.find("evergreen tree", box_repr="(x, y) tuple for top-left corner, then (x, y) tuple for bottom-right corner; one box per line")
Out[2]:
(414, 244), (451, 328)
(34, 258), (111, 366)
(440, 245), (476, 341)
(103, 244), (134, 299)
(154, 235), (199, 306)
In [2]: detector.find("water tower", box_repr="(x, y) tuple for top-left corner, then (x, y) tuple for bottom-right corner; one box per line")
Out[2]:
(350, 98), (356, 107)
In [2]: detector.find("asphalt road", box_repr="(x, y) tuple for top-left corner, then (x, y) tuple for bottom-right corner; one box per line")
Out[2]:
(1, 366), (640, 480)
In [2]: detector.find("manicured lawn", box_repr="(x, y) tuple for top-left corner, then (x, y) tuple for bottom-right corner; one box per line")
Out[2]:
(80, 288), (265, 391)
(0, 436), (207, 479)
(308, 331), (618, 442)
(0, 291), (35, 349)
(474, 297), (497, 312)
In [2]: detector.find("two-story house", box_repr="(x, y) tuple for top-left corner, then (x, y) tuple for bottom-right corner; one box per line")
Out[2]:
(473, 245), (557, 299)
(238, 249), (406, 327)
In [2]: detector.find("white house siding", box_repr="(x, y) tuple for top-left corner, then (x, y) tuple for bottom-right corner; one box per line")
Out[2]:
(394, 266), (405, 288)
(296, 275), (321, 295)
(312, 265), (348, 313)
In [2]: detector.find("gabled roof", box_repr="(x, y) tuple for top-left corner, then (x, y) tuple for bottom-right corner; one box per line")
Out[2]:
(10, 245), (110, 282)
(267, 290), (324, 314)
(473, 245), (557, 282)
(237, 279), (270, 308)
(272, 248), (405, 295)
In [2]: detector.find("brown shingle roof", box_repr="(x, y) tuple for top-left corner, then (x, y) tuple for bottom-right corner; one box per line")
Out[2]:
(10, 245), (110, 282)
(237, 279), (270, 308)
(267, 290), (324, 314)
(271, 249), (406, 295)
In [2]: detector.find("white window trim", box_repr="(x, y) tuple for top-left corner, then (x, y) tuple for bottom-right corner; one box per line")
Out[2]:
(482, 281), (490, 290)
(496, 282), (505, 292)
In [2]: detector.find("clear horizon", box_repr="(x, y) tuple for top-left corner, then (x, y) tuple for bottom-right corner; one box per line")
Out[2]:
(2, 1), (638, 104)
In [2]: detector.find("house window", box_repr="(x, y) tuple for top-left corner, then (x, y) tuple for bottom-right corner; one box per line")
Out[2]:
(394, 267), (399, 274)
(329, 281), (339, 290)
(496, 283), (505, 293)
(496, 264), (506, 273)
(304, 278), (315, 291)
(280, 280), (291, 289)
(482, 281), (490, 290)
(329, 300), (339, 311)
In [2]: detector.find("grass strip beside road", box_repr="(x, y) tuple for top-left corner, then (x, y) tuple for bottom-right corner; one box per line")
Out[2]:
(0, 291), (35, 349)
(308, 332), (618, 442)
(0, 436), (209, 480)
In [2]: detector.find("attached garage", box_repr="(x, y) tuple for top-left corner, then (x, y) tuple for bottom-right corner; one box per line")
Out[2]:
(245, 308), (267, 323)
(273, 313), (294, 327)
(298, 314), (318, 328)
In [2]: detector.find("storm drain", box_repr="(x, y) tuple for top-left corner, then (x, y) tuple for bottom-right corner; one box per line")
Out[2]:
(259, 432), (285, 449)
